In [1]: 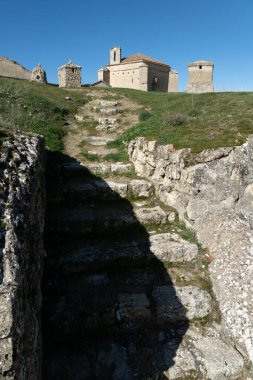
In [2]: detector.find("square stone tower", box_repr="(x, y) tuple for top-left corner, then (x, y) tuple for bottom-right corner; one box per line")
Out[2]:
(58, 60), (81, 88)
(168, 70), (179, 92)
(187, 61), (214, 93)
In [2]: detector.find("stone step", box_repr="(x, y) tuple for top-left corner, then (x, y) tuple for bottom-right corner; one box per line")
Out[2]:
(61, 161), (133, 178)
(100, 101), (118, 107)
(47, 202), (175, 237)
(43, 324), (244, 380)
(95, 124), (116, 132)
(85, 162), (132, 175)
(47, 178), (154, 204)
(46, 203), (143, 237)
(46, 232), (199, 274)
(100, 108), (117, 115)
(47, 238), (151, 273)
(98, 118), (117, 125)
(84, 136), (114, 146)
(61, 161), (90, 178)
(44, 269), (212, 337)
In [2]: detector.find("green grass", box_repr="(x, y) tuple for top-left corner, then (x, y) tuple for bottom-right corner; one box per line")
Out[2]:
(0, 77), (87, 150)
(108, 88), (253, 153)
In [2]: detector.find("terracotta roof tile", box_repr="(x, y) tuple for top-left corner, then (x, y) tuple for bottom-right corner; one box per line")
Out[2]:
(120, 53), (169, 67)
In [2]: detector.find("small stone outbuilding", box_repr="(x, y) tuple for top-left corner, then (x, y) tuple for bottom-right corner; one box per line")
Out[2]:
(31, 64), (47, 83)
(58, 60), (81, 88)
(187, 61), (214, 93)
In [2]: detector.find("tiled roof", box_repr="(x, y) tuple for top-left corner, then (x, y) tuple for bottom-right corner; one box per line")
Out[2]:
(120, 53), (169, 67)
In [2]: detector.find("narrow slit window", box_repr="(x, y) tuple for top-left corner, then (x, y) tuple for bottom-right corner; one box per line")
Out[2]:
(114, 51), (117, 61)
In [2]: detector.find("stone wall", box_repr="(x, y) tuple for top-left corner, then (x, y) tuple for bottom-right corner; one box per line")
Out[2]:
(147, 62), (170, 92)
(0, 133), (45, 379)
(0, 57), (31, 81)
(128, 137), (253, 375)
(108, 61), (149, 91)
(108, 61), (170, 92)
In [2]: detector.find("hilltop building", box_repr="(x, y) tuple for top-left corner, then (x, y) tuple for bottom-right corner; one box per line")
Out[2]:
(0, 57), (31, 80)
(31, 64), (47, 84)
(98, 47), (178, 92)
(187, 61), (214, 93)
(58, 60), (81, 88)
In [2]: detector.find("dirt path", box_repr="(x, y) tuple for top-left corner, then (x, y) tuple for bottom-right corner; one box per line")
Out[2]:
(63, 88), (141, 162)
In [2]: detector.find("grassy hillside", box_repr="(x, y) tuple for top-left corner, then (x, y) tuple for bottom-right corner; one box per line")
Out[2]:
(0, 77), (86, 150)
(1, 77), (253, 154)
(108, 89), (253, 153)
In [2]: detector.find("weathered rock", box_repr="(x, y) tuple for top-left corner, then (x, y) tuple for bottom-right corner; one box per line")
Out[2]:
(0, 134), (45, 379)
(100, 101), (118, 107)
(129, 179), (153, 197)
(149, 233), (198, 262)
(134, 206), (168, 225)
(74, 114), (84, 122)
(164, 325), (245, 380)
(98, 118), (117, 125)
(95, 124), (116, 132)
(84, 136), (114, 146)
(106, 181), (128, 197)
(128, 136), (253, 371)
(153, 285), (212, 321)
(100, 108), (117, 115)
(110, 162), (132, 174)
(116, 293), (151, 321)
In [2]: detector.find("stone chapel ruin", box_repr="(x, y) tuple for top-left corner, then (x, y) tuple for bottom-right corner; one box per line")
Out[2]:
(31, 63), (47, 84)
(98, 47), (179, 92)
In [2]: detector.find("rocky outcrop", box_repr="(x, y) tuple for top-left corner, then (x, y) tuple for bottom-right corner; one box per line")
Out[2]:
(129, 136), (253, 375)
(0, 133), (45, 379)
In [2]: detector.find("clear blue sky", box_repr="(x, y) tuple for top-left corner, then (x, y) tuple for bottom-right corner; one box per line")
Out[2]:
(1, 0), (253, 91)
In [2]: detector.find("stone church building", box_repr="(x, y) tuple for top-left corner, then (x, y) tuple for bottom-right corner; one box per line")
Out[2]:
(98, 47), (178, 92)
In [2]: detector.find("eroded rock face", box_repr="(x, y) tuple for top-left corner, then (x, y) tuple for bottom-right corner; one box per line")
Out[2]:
(0, 133), (45, 379)
(129, 136), (253, 373)
(164, 325), (245, 380)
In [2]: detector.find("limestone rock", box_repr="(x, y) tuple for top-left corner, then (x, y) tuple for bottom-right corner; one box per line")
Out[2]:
(134, 206), (167, 225)
(129, 179), (153, 198)
(98, 118), (117, 125)
(116, 293), (151, 321)
(164, 325), (244, 380)
(95, 124), (116, 132)
(110, 162), (132, 174)
(153, 285), (212, 321)
(74, 114), (84, 122)
(107, 181), (128, 197)
(84, 136), (113, 146)
(100, 101), (118, 107)
(100, 108), (117, 115)
(149, 232), (198, 262)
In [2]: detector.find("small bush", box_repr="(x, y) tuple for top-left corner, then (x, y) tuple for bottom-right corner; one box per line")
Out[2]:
(165, 112), (187, 126)
(138, 111), (151, 122)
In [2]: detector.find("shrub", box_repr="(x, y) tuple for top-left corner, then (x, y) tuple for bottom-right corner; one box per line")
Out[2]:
(165, 112), (186, 126)
(138, 111), (151, 122)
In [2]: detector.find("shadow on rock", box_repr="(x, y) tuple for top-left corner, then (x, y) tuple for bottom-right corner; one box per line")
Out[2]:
(42, 150), (189, 380)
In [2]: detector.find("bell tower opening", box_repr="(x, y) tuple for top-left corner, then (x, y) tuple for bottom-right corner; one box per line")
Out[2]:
(110, 47), (121, 65)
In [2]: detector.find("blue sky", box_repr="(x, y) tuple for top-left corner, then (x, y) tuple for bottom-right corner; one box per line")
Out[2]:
(1, 0), (253, 91)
